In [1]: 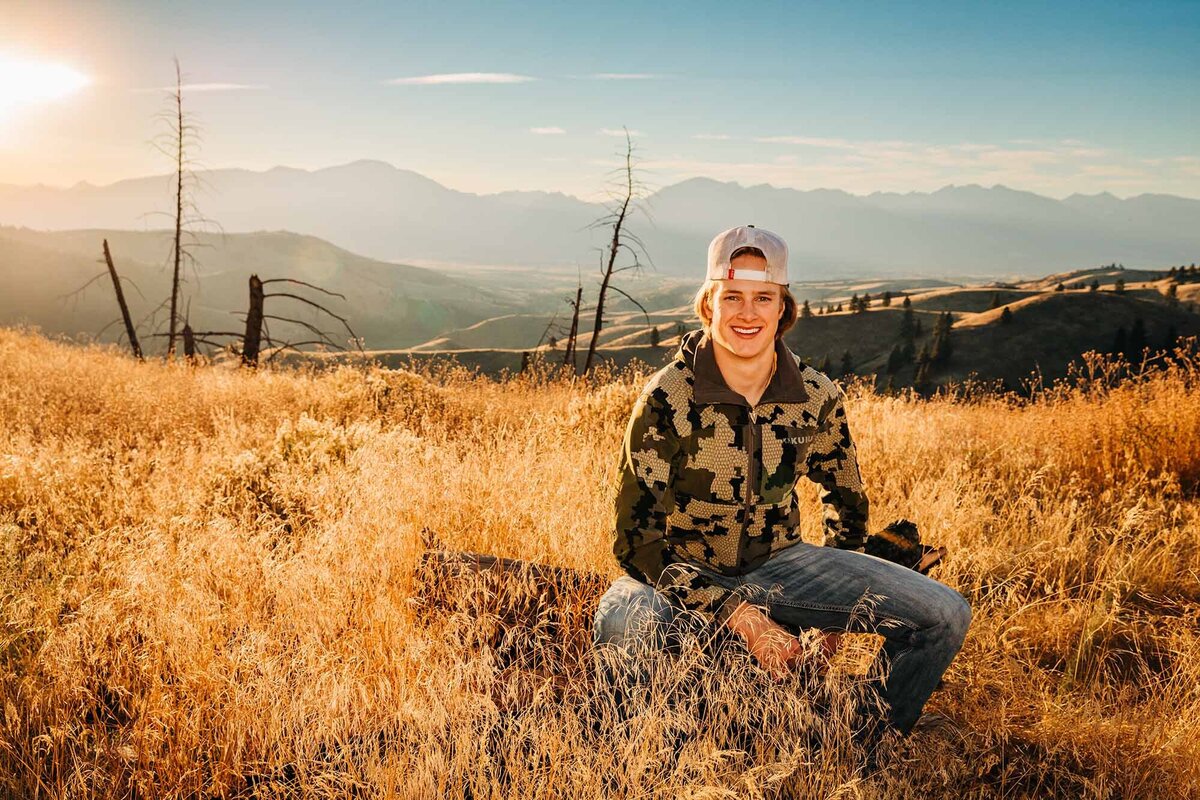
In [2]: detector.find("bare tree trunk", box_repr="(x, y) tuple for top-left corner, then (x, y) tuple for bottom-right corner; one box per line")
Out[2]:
(583, 130), (635, 376)
(563, 282), (582, 374)
(242, 274), (264, 367)
(182, 323), (196, 362)
(102, 239), (144, 361)
(167, 59), (184, 360)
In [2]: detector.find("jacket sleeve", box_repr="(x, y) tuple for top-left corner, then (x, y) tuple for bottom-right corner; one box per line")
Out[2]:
(806, 385), (870, 551)
(613, 386), (736, 623)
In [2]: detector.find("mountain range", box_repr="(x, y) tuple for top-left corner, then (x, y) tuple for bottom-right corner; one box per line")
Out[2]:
(2, 161), (1197, 278)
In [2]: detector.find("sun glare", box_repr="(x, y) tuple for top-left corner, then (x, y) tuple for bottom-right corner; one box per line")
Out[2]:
(0, 55), (91, 118)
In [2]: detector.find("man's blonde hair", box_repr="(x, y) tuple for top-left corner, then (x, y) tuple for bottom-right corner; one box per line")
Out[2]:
(692, 279), (798, 341)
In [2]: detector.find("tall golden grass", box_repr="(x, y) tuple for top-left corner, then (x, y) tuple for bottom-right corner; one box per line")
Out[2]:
(2, 326), (1199, 798)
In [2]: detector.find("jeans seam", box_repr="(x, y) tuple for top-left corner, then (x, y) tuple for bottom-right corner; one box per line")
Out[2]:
(763, 596), (922, 634)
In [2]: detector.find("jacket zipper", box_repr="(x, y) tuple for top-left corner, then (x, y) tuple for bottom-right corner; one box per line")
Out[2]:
(735, 406), (759, 569)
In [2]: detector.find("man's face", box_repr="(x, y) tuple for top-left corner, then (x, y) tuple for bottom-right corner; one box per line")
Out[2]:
(708, 253), (785, 361)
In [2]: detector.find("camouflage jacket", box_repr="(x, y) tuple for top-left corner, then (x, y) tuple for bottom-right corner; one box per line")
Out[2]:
(613, 330), (870, 623)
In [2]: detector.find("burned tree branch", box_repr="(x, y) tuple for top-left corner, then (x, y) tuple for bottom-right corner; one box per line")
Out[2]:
(262, 292), (361, 348)
(102, 239), (144, 360)
(260, 278), (347, 301)
(607, 284), (651, 326)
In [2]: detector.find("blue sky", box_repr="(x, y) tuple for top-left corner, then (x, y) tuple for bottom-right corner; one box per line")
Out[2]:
(1, 0), (1197, 198)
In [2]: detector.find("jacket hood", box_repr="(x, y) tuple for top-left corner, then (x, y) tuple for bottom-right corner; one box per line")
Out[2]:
(676, 329), (809, 405)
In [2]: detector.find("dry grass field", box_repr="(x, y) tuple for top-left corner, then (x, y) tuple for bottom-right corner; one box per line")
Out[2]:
(2, 326), (1200, 798)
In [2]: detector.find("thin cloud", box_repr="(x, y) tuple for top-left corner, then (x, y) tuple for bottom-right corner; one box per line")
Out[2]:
(135, 82), (267, 93)
(386, 72), (535, 85)
(693, 133), (733, 141)
(587, 72), (663, 80)
(599, 127), (642, 137)
(754, 135), (861, 149)
(530, 126), (566, 135)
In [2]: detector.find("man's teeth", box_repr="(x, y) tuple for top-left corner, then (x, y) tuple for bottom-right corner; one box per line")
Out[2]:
(733, 326), (761, 334)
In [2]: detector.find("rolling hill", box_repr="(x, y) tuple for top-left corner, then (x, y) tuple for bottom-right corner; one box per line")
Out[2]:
(0, 226), (522, 349)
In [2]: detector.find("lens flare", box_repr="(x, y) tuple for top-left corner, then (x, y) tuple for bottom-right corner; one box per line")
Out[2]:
(0, 55), (91, 118)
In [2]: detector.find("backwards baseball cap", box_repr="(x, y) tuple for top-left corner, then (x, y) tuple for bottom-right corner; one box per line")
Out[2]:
(706, 225), (789, 285)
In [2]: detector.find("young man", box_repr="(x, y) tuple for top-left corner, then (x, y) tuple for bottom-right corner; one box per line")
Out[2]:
(594, 225), (971, 737)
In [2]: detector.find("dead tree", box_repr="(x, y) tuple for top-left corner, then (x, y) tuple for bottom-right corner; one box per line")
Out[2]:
(161, 275), (361, 367)
(166, 59), (186, 358)
(241, 274), (265, 366)
(563, 279), (583, 373)
(582, 128), (650, 375)
(102, 239), (143, 360)
(182, 323), (196, 361)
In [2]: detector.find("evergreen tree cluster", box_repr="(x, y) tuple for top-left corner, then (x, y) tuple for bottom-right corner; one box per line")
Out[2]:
(930, 312), (954, 364)
(1109, 319), (1185, 368)
(848, 293), (871, 313)
(1167, 264), (1200, 283)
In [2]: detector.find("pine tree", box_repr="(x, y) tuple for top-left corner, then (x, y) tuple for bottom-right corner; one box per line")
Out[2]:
(840, 350), (853, 376)
(1129, 318), (1146, 356)
(886, 344), (903, 374)
(931, 312), (953, 364)
(801, 299), (813, 319)
(862, 292), (872, 310)
(902, 295), (912, 309)
(1089, 279), (1100, 292)
(649, 326), (660, 347)
(914, 345), (932, 392)
(1167, 283), (1179, 306)
(850, 293), (860, 313)
(882, 291), (892, 307)
(548, 336), (558, 349)
(899, 306), (915, 338)
(835, 303), (843, 313)
(1055, 282), (1065, 292)
(1115, 278), (1126, 294)
(1164, 324), (1179, 352)
(1000, 306), (1013, 325)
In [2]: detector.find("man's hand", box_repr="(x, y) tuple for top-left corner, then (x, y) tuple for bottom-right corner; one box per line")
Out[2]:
(725, 602), (840, 679)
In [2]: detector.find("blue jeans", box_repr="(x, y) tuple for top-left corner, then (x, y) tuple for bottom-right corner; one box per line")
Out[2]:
(593, 542), (972, 734)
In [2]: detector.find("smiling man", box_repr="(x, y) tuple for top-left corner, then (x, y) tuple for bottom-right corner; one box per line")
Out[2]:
(594, 225), (972, 755)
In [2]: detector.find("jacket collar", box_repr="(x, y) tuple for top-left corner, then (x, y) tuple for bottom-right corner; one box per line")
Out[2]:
(681, 329), (810, 406)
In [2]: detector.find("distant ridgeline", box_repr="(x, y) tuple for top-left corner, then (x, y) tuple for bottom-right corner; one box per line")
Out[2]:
(1, 222), (1196, 395)
(375, 263), (1200, 395)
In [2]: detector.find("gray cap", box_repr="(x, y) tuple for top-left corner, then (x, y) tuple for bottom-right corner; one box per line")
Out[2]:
(706, 225), (789, 285)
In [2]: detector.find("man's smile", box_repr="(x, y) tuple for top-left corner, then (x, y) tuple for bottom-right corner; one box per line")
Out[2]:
(731, 325), (763, 338)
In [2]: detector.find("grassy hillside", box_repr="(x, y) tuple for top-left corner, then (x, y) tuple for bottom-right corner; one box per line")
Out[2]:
(2, 327), (1199, 797)
(0, 227), (519, 350)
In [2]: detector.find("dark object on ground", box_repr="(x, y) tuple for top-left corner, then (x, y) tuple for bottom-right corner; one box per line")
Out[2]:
(864, 519), (947, 574)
